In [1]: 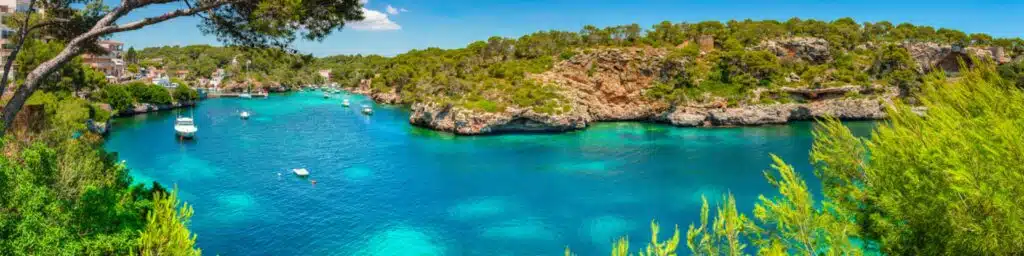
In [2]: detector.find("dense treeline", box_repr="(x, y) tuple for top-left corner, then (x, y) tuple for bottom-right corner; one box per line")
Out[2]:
(573, 63), (1024, 255)
(139, 18), (1024, 112)
(319, 18), (1023, 111)
(135, 45), (326, 86)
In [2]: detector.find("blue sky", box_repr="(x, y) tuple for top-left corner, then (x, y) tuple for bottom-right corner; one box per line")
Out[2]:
(111, 0), (1024, 57)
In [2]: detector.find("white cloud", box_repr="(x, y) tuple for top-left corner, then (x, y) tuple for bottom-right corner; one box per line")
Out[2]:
(385, 4), (408, 15)
(359, 0), (368, 4)
(350, 8), (400, 31)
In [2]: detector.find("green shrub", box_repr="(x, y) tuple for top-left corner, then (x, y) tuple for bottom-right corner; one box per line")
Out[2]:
(97, 85), (134, 112)
(125, 81), (172, 105)
(559, 50), (576, 60)
(463, 99), (503, 113)
(90, 103), (112, 122)
(172, 85), (198, 102)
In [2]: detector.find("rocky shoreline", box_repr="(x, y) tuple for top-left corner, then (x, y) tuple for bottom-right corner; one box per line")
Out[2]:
(406, 97), (889, 135)
(349, 82), (891, 135)
(114, 101), (198, 117)
(343, 38), (1007, 135)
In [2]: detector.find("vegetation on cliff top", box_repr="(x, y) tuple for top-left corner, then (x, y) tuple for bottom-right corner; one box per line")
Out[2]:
(314, 18), (1023, 110)
(141, 18), (1024, 112)
(575, 63), (1024, 255)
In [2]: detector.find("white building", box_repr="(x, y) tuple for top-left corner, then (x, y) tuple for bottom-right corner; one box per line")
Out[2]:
(0, 0), (31, 81)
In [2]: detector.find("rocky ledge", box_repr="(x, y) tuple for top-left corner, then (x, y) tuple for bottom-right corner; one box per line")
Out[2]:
(409, 97), (888, 135)
(406, 47), (895, 135)
(115, 101), (197, 117)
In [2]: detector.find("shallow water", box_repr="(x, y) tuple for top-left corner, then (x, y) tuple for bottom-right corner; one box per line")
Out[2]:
(104, 91), (874, 255)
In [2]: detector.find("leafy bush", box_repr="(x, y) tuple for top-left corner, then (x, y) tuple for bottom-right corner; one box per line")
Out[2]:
(125, 81), (172, 105)
(172, 85), (199, 102)
(97, 85), (134, 112)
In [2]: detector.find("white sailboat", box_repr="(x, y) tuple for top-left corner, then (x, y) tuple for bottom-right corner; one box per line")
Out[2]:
(174, 117), (198, 139)
(361, 105), (373, 115)
(240, 111), (250, 119)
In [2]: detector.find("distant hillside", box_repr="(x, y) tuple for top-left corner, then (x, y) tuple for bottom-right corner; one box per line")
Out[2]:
(136, 18), (1024, 134)
(319, 18), (1024, 134)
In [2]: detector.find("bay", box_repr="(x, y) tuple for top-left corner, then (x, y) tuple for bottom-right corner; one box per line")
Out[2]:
(104, 91), (874, 255)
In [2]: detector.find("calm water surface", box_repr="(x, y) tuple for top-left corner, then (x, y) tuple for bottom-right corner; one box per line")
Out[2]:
(104, 91), (874, 255)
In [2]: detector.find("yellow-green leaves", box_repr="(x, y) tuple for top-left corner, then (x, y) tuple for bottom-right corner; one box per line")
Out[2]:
(754, 156), (862, 256)
(686, 194), (754, 256)
(610, 221), (680, 256)
(136, 188), (201, 256)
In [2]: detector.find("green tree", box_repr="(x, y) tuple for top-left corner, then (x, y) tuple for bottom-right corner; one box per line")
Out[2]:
(1, 0), (367, 136)
(126, 47), (138, 64)
(812, 64), (1024, 255)
(172, 84), (199, 102)
(96, 84), (135, 112)
(136, 189), (201, 256)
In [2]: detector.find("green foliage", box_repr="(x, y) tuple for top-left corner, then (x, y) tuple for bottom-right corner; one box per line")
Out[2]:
(136, 188), (201, 256)
(686, 194), (754, 256)
(125, 82), (173, 105)
(96, 84), (135, 113)
(0, 134), (160, 255)
(607, 221), (680, 256)
(813, 64), (1024, 255)
(172, 85), (199, 103)
(753, 155), (863, 256)
(25, 92), (93, 132)
(16, 39), (105, 93)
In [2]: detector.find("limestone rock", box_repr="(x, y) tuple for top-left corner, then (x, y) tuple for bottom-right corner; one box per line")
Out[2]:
(756, 37), (831, 64)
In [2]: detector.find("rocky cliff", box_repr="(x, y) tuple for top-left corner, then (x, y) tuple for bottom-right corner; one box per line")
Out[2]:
(407, 47), (895, 135)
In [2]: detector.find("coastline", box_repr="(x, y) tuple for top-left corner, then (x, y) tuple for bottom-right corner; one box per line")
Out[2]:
(113, 101), (198, 117)
(344, 86), (891, 135)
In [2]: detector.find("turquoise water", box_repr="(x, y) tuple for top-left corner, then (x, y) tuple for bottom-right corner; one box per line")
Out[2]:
(104, 91), (874, 255)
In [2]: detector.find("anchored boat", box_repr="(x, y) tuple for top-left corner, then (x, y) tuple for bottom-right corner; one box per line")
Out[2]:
(174, 117), (197, 139)
(342, 98), (350, 107)
(361, 105), (373, 115)
(292, 168), (310, 177)
(240, 111), (250, 119)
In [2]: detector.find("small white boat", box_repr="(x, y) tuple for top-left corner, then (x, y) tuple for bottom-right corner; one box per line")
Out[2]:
(323, 92), (330, 98)
(361, 105), (373, 115)
(240, 111), (250, 119)
(293, 168), (310, 177)
(342, 99), (350, 107)
(174, 117), (197, 139)
(239, 92), (252, 98)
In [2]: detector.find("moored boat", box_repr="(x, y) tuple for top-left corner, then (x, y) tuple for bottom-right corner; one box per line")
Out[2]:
(174, 117), (198, 139)
(342, 98), (350, 107)
(361, 105), (373, 115)
(293, 168), (310, 177)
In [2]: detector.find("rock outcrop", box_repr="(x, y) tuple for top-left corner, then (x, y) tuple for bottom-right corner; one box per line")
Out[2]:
(903, 42), (1009, 73)
(531, 47), (670, 122)
(406, 48), (894, 135)
(757, 37), (831, 64)
(116, 101), (197, 117)
(409, 102), (586, 134)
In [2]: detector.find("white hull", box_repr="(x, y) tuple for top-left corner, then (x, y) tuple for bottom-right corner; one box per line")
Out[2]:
(175, 127), (197, 138)
(239, 94), (252, 98)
